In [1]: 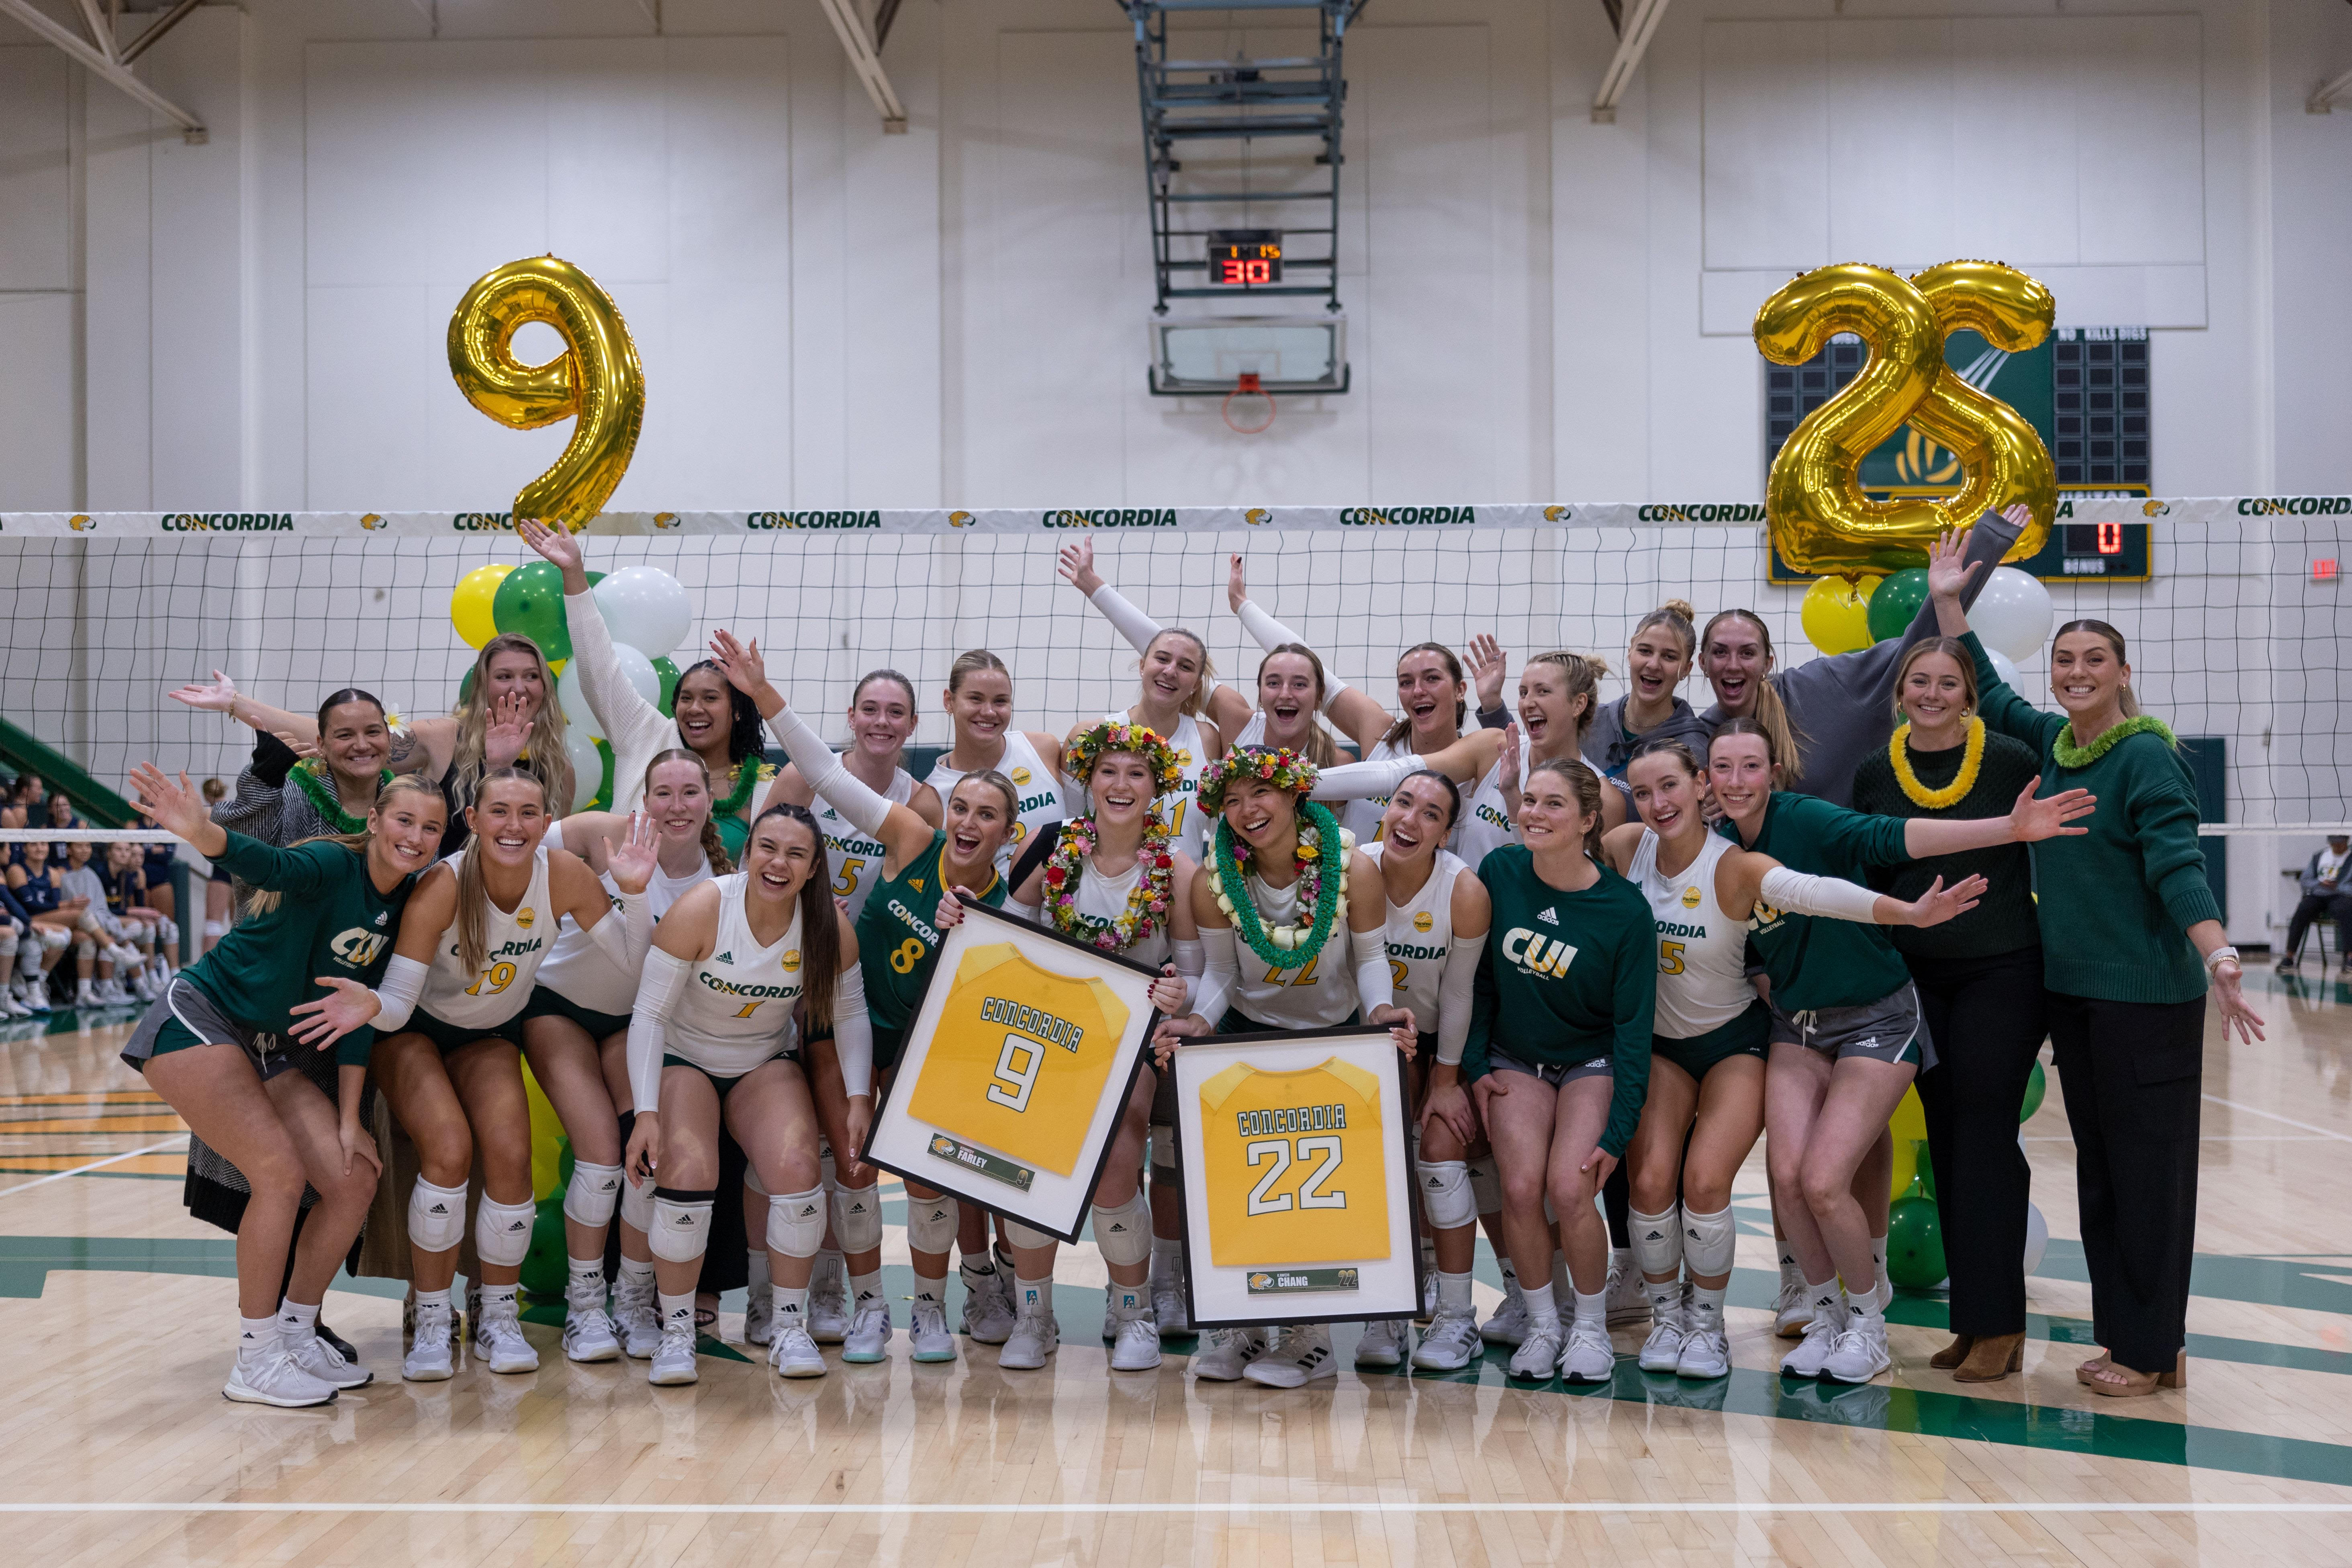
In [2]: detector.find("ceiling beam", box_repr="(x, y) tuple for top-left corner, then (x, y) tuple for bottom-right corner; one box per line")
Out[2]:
(815, 0), (906, 133)
(2309, 64), (2352, 113)
(0, 0), (205, 140)
(1591, 0), (1667, 123)
(118, 0), (204, 66)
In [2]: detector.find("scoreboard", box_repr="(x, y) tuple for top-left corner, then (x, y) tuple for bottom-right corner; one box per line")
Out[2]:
(1206, 229), (1283, 287)
(1767, 517), (2153, 585)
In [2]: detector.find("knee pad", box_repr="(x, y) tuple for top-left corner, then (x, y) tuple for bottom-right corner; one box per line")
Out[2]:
(906, 1192), (960, 1253)
(766, 1188), (826, 1259)
(40, 927), (68, 952)
(1630, 1205), (1682, 1278)
(16, 934), (38, 963)
(650, 1188), (716, 1263)
(563, 1160), (624, 1228)
(1002, 1218), (1057, 1251)
(1682, 1204), (1737, 1278)
(1466, 1156), (1502, 1216)
(406, 1177), (468, 1254)
(1091, 1192), (1153, 1267)
(1419, 1160), (1477, 1231)
(830, 1182), (883, 1253)
(474, 1194), (536, 1267)
(157, 917), (178, 945)
(204, 919), (226, 942)
(619, 1173), (656, 1233)
(74, 937), (95, 962)
(742, 1162), (768, 1200)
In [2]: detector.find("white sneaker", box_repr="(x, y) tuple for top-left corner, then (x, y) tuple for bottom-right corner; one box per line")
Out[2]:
(1354, 1318), (1409, 1368)
(97, 977), (132, 1005)
(909, 1298), (956, 1363)
(744, 1280), (775, 1347)
(75, 980), (96, 1007)
(562, 1303), (622, 1364)
(0, 991), (29, 1019)
(1780, 1315), (1841, 1378)
(1558, 1320), (1615, 1384)
(1151, 1270), (1190, 1337)
(768, 1323), (826, 1378)
(1774, 1266), (1810, 1338)
(1508, 1322), (1565, 1380)
(224, 1349), (339, 1407)
(1637, 1308), (1690, 1374)
(1411, 1308), (1482, 1371)
(403, 1299), (455, 1382)
(808, 1257), (850, 1345)
(1819, 1319), (1891, 1384)
(998, 1302), (1061, 1370)
(283, 1331), (371, 1389)
(613, 1274), (660, 1359)
(473, 1300), (539, 1374)
(1244, 1324), (1335, 1388)
(1605, 1256), (1650, 1328)
(1110, 1316), (1162, 1372)
(648, 1317), (698, 1385)
(962, 1271), (1016, 1345)
(18, 981), (49, 1015)
(1192, 1326), (1268, 1381)
(842, 1300), (892, 1364)
(1675, 1323), (1731, 1380)
(1481, 1277), (1531, 1346)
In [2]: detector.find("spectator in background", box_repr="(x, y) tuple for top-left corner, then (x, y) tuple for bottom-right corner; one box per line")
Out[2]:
(44, 785), (81, 857)
(2278, 833), (2352, 975)
(6, 839), (82, 1011)
(57, 840), (143, 1008)
(0, 873), (31, 1018)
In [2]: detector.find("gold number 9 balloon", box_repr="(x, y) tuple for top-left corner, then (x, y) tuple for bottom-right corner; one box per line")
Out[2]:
(448, 256), (645, 534)
(1756, 260), (2056, 579)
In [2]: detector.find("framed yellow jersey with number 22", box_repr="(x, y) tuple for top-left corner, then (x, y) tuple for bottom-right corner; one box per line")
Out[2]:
(1197, 1057), (1390, 1268)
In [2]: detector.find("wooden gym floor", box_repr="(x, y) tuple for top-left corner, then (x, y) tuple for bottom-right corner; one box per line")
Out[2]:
(0, 969), (2346, 1566)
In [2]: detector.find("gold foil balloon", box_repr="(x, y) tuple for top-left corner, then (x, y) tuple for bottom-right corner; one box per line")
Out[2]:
(1906, 261), (2058, 565)
(1756, 264), (1950, 578)
(448, 256), (644, 533)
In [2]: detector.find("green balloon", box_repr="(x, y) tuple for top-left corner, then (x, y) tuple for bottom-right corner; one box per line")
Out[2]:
(520, 1197), (569, 1298)
(458, 665), (476, 710)
(1865, 568), (1931, 644)
(652, 656), (681, 716)
(1914, 1139), (1937, 1204)
(586, 569), (607, 590)
(2020, 1059), (2047, 1123)
(491, 560), (572, 663)
(586, 737), (616, 812)
(1885, 1191), (1947, 1290)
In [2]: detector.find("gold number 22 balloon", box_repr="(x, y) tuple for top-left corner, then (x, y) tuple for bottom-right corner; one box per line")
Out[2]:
(448, 256), (645, 533)
(1756, 260), (2056, 579)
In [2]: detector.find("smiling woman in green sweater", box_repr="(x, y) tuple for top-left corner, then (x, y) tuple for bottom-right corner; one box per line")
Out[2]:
(1931, 518), (2263, 1399)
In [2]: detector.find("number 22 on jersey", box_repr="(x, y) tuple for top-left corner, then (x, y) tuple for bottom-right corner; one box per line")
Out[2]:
(1197, 1057), (1390, 1268)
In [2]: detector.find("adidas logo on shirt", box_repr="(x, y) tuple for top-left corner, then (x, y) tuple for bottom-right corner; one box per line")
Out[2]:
(715, 951), (735, 965)
(374, 912), (386, 926)
(1537, 907), (1559, 926)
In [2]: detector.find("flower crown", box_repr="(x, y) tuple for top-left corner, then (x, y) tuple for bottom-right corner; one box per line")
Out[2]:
(1198, 745), (1319, 815)
(1063, 719), (1189, 795)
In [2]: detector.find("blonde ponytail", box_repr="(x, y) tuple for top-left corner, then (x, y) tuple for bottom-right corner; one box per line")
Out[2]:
(244, 773), (447, 916)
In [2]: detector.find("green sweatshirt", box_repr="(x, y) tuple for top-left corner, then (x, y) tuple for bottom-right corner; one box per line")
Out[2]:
(1963, 632), (2217, 1004)
(1715, 791), (1914, 1012)
(1462, 845), (1655, 1157)
(1850, 726), (2044, 962)
(856, 830), (1007, 1063)
(183, 832), (418, 1067)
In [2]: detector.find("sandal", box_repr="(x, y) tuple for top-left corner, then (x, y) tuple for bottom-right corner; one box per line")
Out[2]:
(695, 1306), (718, 1333)
(1929, 1334), (1975, 1371)
(2084, 1351), (2187, 1397)
(1954, 1331), (2026, 1383)
(2074, 1354), (2111, 1386)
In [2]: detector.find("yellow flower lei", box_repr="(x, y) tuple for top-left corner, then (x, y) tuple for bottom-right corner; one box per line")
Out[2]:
(1889, 716), (1986, 810)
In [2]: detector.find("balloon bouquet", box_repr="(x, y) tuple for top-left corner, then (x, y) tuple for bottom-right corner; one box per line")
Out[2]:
(1882, 1061), (2052, 1292)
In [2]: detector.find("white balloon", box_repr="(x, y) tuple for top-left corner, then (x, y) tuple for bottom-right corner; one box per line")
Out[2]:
(594, 566), (693, 657)
(1985, 647), (2021, 696)
(1972, 566), (2056, 664)
(565, 725), (604, 812)
(610, 642), (663, 709)
(557, 662), (604, 740)
(2022, 1201), (2050, 1276)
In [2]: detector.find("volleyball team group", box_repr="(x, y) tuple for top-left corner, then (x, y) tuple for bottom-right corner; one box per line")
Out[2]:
(127, 505), (2262, 1411)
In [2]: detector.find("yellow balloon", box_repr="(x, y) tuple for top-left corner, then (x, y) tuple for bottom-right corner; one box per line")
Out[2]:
(450, 561), (513, 649)
(1907, 261), (2058, 565)
(1887, 1084), (1929, 1200)
(1798, 572), (1879, 655)
(447, 255), (645, 533)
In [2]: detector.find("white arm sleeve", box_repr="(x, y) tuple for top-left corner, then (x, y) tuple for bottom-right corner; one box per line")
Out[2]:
(1236, 599), (1349, 710)
(1191, 924), (1238, 1026)
(626, 947), (690, 1115)
(1008, 896), (1046, 925)
(1311, 753), (1428, 801)
(565, 589), (673, 796)
(1351, 924), (1394, 1017)
(1759, 865), (1889, 924)
(1170, 936), (1205, 1014)
(830, 961), (874, 1099)
(767, 705), (892, 838)
(367, 954), (429, 1033)
(580, 886), (651, 971)
(1436, 930), (1486, 1065)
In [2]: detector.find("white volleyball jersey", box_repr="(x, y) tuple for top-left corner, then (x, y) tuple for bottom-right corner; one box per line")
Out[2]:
(536, 856), (712, 1017)
(815, 767), (915, 925)
(421, 844), (555, 1030)
(926, 732), (1065, 879)
(1059, 850), (1172, 973)
(1228, 871), (1359, 1030)
(1097, 708), (1209, 861)
(1363, 842), (1463, 1039)
(1336, 737), (1410, 845)
(1631, 827), (1753, 1039)
(1455, 748), (1528, 871)
(665, 874), (807, 1075)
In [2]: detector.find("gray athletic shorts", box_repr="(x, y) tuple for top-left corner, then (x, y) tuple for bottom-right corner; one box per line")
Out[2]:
(121, 977), (301, 1081)
(1768, 984), (1931, 1071)
(1488, 1046), (1613, 1088)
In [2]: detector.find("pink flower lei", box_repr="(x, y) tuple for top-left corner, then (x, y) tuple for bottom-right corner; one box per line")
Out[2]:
(1041, 814), (1179, 952)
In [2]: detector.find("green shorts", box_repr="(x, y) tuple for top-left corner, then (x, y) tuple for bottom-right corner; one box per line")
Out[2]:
(869, 1023), (905, 1074)
(1769, 985), (1927, 1070)
(519, 984), (632, 1041)
(1653, 1002), (1770, 1080)
(398, 1007), (522, 1057)
(661, 1049), (794, 1104)
(1488, 1046), (1612, 1088)
(121, 979), (300, 1081)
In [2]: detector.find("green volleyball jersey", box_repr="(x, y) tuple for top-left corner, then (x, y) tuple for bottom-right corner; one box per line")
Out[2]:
(856, 831), (1007, 1041)
(1715, 791), (1913, 1012)
(1462, 845), (1657, 1157)
(182, 832), (418, 1066)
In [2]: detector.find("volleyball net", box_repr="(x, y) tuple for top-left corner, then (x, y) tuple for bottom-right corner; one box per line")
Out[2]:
(0, 503), (2344, 844)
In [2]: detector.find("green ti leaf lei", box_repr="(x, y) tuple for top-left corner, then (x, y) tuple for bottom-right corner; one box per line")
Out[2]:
(2052, 714), (2177, 770)
(1206, 799), (1349, 970)
(291, 758), (394, 836)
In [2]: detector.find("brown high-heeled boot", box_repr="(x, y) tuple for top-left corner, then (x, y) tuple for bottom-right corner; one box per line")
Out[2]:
(1954, 1331), (2025, 1382)
(1929, 1334), (1974, 1370)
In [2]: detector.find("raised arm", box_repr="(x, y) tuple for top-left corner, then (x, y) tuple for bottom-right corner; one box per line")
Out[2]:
(520, 519), (676, 769)
(1228, 553), (1390, 750)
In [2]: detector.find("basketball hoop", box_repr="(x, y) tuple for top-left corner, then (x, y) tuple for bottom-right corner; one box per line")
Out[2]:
(1222, 372), (1277, 435)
